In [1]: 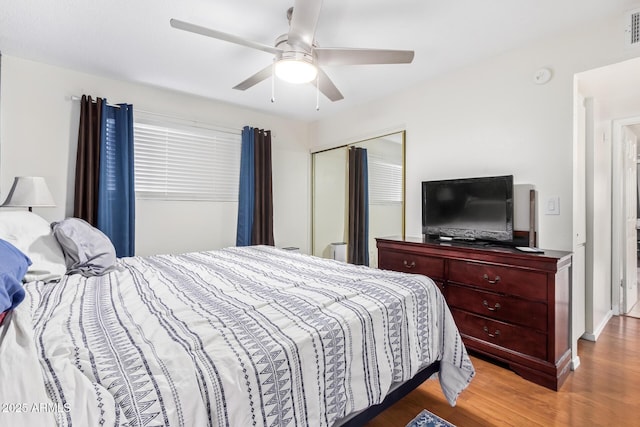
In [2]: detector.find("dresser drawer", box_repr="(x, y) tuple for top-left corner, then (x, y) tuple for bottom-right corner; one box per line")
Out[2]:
(448, 260), (547, 301)
(378, 250), (444, 279)
(446, 284), (547, 331)
(376, 237), (572, 390)
(451, 309), (547, 360)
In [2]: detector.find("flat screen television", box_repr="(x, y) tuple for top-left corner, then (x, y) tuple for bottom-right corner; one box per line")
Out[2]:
(422, 175), (514, 242)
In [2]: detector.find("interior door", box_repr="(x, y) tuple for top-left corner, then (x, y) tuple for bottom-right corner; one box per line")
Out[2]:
(624, 128), (638, 312)
(312, 147), (348, 259)
(312, 131), (405, 267)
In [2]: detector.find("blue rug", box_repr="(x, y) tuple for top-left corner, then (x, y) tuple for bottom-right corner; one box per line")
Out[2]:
(406, 409), (456, 427)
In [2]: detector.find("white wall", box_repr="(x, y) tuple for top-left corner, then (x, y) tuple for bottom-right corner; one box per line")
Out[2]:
(0, 55), (311, 255)
(311, 14), (640, 252)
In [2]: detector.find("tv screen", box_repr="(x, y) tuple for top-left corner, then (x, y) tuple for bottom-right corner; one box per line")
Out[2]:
(422, 175), (514, 242)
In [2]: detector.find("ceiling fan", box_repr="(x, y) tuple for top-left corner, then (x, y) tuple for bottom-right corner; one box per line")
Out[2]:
(170, 0), (414, 102)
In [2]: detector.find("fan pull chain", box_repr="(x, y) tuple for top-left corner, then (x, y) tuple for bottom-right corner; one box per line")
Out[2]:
(315, 75), (320, 111)
(271, 61), (276, 103)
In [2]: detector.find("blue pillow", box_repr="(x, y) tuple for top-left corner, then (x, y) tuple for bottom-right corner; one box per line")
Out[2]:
(0, 238), (32, 312)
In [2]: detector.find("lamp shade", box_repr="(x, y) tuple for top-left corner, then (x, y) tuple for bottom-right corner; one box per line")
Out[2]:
(275, 59), (318, 84)
(1, 176), (55, 210)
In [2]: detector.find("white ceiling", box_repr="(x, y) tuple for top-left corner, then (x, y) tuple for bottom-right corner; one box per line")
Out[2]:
(1, 0), (638, 121)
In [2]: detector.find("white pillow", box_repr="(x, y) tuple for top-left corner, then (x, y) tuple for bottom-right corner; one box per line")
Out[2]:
(0, 211), (66, 282)
(52, 217), (117, 277)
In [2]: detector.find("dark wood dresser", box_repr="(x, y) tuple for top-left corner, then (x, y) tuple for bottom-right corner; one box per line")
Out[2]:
(376, 236), (572, 390)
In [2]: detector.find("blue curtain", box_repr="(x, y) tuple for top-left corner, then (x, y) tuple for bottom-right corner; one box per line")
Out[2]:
(97, 103), (135, 257)
(236, 126), (255, 246)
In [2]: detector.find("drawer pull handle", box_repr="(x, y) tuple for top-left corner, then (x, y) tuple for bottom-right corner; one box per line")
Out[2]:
(482, 300), (501, 311)
(482, 274), (501, 284)
(403, 260), (416, 269)
(483, 326), (500, 338)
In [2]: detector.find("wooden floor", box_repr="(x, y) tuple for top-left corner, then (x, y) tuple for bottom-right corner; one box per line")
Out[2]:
(366, 315), (640, 427)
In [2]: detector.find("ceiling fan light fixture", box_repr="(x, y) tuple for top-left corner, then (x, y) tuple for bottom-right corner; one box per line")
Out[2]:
(275, 58), (318, 84)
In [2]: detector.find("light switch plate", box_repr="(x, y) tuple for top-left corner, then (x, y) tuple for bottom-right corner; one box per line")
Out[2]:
(545, 196), (560, 215)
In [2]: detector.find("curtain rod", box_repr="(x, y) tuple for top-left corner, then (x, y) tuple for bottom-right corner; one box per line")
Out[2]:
(68, 96), (241, 135)
(69, 95), (122, 108)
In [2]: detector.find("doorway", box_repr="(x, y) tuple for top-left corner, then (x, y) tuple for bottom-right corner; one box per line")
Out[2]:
(631, 132), (640, 318)
(612, 119), (640, 316)
(574, 56), (640, 342)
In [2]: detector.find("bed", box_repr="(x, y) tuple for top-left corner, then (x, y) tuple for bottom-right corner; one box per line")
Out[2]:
(0, 212), (474, 427)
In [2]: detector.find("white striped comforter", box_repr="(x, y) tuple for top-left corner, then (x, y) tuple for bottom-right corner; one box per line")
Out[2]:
(22, 246), (474, 426)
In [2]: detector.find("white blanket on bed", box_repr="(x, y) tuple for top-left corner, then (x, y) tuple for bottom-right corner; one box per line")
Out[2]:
(0, 309), (57, 427)
(3, 246), (474, 427)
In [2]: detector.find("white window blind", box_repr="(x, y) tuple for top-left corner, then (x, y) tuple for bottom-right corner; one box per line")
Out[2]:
(368, 153), (403, 205)
(104, 117), (117, 192)
(133, 114), (241, 201)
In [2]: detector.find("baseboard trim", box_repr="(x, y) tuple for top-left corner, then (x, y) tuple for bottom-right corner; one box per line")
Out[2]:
(570, 356), (581, 371)
(581, 310), (614, 342)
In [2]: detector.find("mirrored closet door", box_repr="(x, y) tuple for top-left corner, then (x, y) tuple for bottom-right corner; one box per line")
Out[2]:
(312, 131), (405, 267)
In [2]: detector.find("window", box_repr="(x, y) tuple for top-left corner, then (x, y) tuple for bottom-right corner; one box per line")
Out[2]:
(133, 113), (241, 201)
(368, 152), (403, 205)
(103, 117), (117, 193)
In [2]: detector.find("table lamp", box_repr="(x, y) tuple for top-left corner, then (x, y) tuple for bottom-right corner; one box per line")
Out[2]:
(1, 176), (56, 211)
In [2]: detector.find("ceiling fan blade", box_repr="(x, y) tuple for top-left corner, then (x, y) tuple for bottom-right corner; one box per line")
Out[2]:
(311, 68), (344, 102)
(170, 19), (282, 55)
(315, 47), (414, 66)
(233, 64), (273, 91)
(287, 0), (323, 50)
